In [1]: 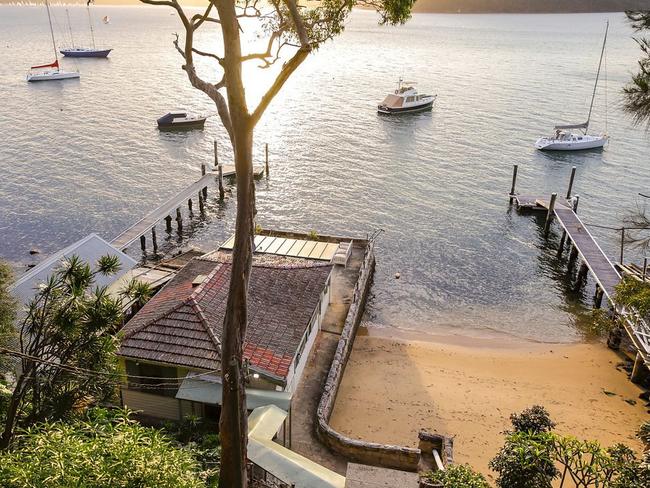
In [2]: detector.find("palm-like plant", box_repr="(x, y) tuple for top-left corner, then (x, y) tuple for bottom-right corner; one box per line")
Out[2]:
(0, 255), (151, 449)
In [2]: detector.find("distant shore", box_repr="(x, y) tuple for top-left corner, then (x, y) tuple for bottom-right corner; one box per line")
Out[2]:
(330, 333), (648, 481)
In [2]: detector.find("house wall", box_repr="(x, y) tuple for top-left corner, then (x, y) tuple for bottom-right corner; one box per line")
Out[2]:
(122, 389), (182, 421)
(285, 274), (332, 394)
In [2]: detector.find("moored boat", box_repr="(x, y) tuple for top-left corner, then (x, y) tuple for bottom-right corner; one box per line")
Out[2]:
(27, 1), (80, 82)
(378, 79), (436, 115)
(157, 112), (207, 130)
(60, 3), (112, 58)
(535, 21), (609, 151)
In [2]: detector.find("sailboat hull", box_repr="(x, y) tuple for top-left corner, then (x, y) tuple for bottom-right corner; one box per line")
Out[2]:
(27, 70), (80, 82)
(535, 135), (608, 151)
(60, 48), (112, 58)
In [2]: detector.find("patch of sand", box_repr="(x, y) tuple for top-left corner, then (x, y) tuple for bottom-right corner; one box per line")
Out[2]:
(329, 335), (649, 481)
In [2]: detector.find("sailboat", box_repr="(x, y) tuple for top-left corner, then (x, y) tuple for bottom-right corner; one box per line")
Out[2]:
(535, 21), (609, 151)
(27, 0), (80, 82)
(60, 2), (112, 58)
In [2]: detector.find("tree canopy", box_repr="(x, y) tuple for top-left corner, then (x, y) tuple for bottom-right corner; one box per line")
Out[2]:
(624, 10), (650, 127)
(0, 408), (207, 488)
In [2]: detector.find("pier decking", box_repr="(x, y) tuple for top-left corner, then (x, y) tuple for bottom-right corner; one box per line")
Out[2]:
(111, 165), (264, 252)
(510, 165), (650, 372)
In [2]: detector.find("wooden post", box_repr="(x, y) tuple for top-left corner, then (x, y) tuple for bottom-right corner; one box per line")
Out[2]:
(165, 215), (173, 233)
(218, 164), (225, 201)
(151, 226), (158, 253)
(544, 192), (557, 236)
(557, 231), (567, 257)
(202, 185), (208, 199)
(265, 143), (269, 176)
(176, 207), (183, 232)
(644, 257), (648, 282)
(188, 198), (193, 214)
(566, 166), (576, 199)
(140, 235), (146, 252)
(213, 140), (218, 168)
(201, 163), (206, 176)
(620, 227), (625, 264)
(572, 194), (580, 213)
(631, 351), (650, 384)
(509, 164), (518, 203)
(576, 261), (589, 285)
(198, 191), (205, 214)
(594, 285), (603, 308)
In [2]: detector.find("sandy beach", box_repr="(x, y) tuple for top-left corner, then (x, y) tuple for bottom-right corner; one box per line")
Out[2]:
(329, 332), (649, 481)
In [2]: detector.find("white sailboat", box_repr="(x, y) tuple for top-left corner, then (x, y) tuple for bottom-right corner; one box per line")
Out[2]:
(535, 21), (609, 151)
(27, 0), (80, 82)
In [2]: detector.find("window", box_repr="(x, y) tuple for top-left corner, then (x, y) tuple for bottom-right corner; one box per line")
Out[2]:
(125, 360), (179, 398)
(406, 96), (415, 103)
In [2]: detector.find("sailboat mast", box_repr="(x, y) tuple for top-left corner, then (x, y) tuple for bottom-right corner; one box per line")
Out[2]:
(66, 9), (75, 49)
(45, 0), (59, 66)
(586, 20), (609, 133)
(87, 5), (96, 49)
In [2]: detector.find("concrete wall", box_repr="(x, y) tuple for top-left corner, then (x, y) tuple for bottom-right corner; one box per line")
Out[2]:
(316, 241), (423, 472)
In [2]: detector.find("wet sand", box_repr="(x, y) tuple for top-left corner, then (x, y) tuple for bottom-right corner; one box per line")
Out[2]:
(330, 333), (649, 481)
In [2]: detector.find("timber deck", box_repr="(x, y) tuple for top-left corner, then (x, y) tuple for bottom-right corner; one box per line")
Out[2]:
(111, 165), (264, 251)
(512, 193), (650, 365)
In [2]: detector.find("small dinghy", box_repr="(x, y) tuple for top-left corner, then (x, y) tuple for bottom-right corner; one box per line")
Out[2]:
(157, 112), (207, 130)
(378, 79), (436, 115)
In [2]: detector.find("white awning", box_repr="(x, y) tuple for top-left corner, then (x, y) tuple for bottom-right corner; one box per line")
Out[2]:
(175, 374), (292, 410)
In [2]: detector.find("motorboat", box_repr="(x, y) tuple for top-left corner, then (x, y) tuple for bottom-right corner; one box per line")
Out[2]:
(157, 112), (207, 130)
(378, 79), (437, 115)
(27, 1), (80, 82)
(535, 22), (609, 151)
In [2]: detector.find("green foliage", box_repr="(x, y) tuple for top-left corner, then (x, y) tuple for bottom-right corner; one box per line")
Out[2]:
(614, 275), (650, 317)
(0, 260), (17, 372)
(492, 406), (650, 488)
(625, 11), (650, 127)
(639, 421), (650, 448)
(509, 405), (556, 434)
(1, 255), (152, 448)
(490, 430), (558, 488)
(0, 408), (208, 488)
(423, 464), (490, 487)
(308, 229), (319, 240)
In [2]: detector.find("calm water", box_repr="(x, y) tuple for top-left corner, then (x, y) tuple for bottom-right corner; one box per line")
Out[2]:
(1, 6), (649, 342)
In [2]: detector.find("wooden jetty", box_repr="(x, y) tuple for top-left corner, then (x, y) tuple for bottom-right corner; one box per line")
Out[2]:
(111, 164), (264, 252)
(509, 164), (650, 375)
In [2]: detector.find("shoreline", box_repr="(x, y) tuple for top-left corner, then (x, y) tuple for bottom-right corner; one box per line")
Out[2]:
(330, 333), (649, 481)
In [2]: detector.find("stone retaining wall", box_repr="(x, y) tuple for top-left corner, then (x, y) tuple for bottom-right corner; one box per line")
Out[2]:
(316, 239), (423, 472)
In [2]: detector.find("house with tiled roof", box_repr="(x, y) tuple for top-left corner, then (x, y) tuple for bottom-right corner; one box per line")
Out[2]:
(117, 245), (334, 423)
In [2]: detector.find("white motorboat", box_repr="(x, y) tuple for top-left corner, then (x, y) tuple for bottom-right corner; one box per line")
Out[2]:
(27, 0), (80, 82)
(378, 79), (437, 115)
(535, 22), (609, 151)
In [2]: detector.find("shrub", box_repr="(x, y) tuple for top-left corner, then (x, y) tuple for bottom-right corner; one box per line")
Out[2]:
(509, 405), (556, 434)
(423, 464), (490, 487)
(0, 408), (208, 488)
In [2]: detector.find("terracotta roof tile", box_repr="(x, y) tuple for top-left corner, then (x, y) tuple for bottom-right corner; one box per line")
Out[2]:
(118, 255), (331, 379)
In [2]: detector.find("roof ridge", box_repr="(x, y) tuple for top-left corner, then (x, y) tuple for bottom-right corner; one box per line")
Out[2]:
(188, 296), (222, 358)
(189, 262), (223, 299)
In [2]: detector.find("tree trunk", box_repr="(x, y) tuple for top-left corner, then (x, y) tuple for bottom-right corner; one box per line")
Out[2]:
(216, 3), (254, 487)
(0, 370), (29, 449)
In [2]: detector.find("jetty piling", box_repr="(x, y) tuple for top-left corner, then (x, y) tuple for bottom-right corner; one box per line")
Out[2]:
(509, 164), (518, 203)
(566, 166), (576, 199)
(165, 215), (173, 233)
(140, 235), (146, 252)
(573, 195), (580, 213)
(151, 226), (158, 253)
(176, 207), (183, 233)
(509, 167), (650, 374)
(644, 257), (648, 282)
(214, 140), (218, 167)
(218, 165), (225, 201)
(265, 143), (269, 176)
(544, 193), (557, 236)
(188, 198), (193, 215)
(198, 192), (205, 214)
